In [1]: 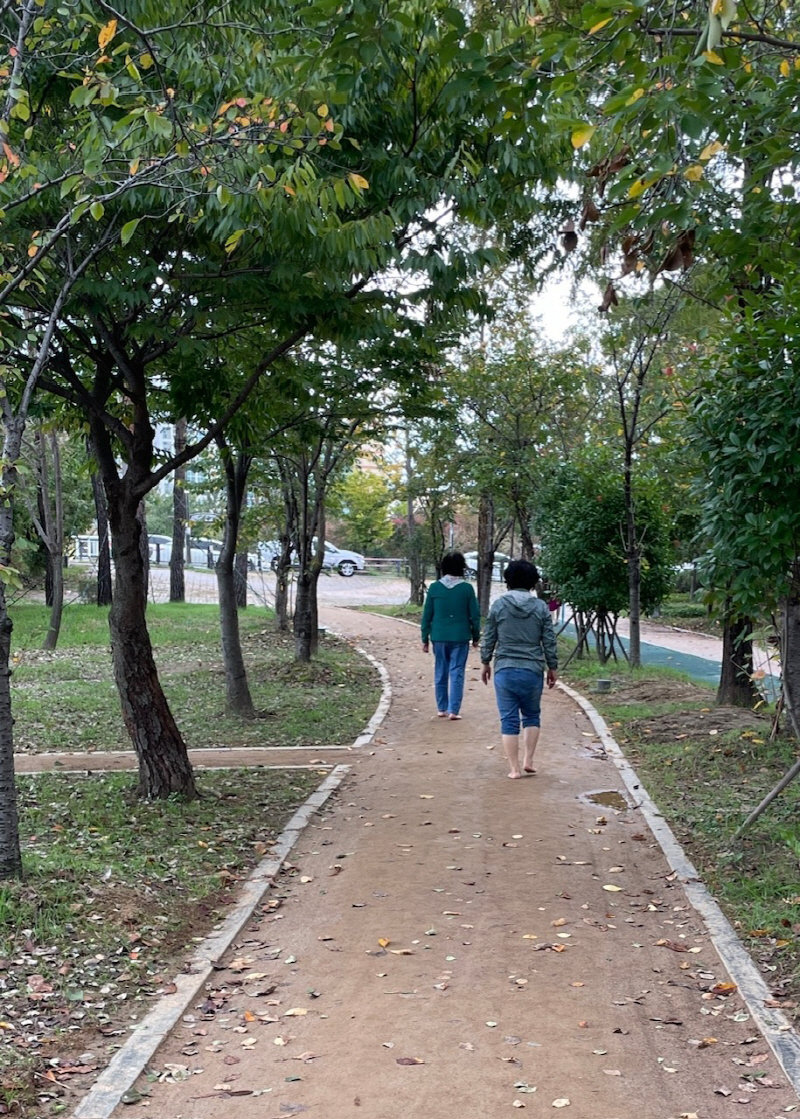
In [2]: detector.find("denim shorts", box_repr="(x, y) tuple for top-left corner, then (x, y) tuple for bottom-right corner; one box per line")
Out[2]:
(493, 667), (544, 735)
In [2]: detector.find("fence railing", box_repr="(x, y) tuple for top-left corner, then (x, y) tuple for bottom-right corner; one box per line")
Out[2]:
(365, 557), (407, 576)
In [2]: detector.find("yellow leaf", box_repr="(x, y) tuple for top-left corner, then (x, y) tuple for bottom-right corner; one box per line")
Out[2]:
(129, 158), (140, 176)
(349, 172), (369, 190)
(625, 88), (645, 106)
(700, 139), (724, 160)
(140, 52), (154, 69)
(98, 19), (117, 51)
(603, 884), (622, 892)
(378, 937), (390, 947)
(628, 179), (648, 199)
(317, 103), (329, 117)
(571, 123), (595, 149)
(589, 17), (612, 32)
(702, 49), (725, 64)
(684, 165), (704, 181)
(780, 59), (790, 77)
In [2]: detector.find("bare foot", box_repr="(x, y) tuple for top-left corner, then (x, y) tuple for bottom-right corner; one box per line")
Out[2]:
(437, 712), (447, 718)
(507, 771), (523, 779)
(523, 766), (536, 775)
(448, 713), (462, 720)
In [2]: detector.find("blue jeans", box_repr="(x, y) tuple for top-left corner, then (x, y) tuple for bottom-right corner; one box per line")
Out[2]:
(432, 642), (469, 715)
(494, 667), (544, 735)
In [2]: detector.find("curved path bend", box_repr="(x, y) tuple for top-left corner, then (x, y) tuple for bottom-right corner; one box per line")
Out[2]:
(68, 606), (798, 1119)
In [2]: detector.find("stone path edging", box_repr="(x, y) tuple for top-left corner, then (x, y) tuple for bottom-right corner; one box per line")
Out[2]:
(559, 680), (800, 1092)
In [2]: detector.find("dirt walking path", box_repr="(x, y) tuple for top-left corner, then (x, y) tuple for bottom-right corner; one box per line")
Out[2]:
(73, 607), (798, 1119)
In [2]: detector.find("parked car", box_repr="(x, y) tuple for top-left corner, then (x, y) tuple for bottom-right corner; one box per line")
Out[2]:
(259, 539), (366, 577)
(464, 550), (511, 581)
(149, 535), (257, 569)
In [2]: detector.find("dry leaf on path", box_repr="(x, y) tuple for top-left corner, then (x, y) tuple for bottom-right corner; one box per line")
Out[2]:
(396, 1056), (425, 1065)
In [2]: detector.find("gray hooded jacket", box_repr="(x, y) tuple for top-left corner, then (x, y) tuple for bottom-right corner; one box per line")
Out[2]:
(480, 590), (558, 674)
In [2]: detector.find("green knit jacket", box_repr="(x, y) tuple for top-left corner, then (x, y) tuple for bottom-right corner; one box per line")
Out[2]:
(420, 579), (481, 645)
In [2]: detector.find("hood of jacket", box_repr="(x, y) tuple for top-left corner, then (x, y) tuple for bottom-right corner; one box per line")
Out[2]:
(500, 590), (541, 617)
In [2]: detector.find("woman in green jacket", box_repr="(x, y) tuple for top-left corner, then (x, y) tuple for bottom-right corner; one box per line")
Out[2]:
(421, 552), (481, 720)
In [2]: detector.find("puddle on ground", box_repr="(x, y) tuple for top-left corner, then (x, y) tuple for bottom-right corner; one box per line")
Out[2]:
(580, 789), (630, 812)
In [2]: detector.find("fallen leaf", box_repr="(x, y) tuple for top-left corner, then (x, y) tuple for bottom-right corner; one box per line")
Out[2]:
(656, 939), (689, 953)
(396, 1056), (424, 1065)
(284, 1008), (308, 1017)
(710, 981), (737, 996)
(603, 884), (622, 893)
(378, 938), (391, 948)
(552, 1099), (571, 1108)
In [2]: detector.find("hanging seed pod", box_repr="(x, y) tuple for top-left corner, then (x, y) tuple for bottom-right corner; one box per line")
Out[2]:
(579, 199), (601, 229)
(598, 281), (619, 312)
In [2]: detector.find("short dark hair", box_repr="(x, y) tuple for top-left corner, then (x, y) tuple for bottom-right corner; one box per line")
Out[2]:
(441, 551), (468, 577)
(504, 559), (539, 590)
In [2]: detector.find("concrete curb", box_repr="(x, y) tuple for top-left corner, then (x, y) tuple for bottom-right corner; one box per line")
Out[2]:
(351, 644), (392, 747)
(72, 765), (351, 1119)
(558, 680), (800, 1094)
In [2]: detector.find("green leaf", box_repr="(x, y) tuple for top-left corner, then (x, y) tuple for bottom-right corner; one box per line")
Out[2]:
(69, 84), (98, 108)
(120, 219), (140, 245)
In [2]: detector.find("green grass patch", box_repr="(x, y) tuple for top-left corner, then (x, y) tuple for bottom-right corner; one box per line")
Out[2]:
(10, 604), (379, 753)
(357, 602), (422, 622)
(0, 767), (322, 1113)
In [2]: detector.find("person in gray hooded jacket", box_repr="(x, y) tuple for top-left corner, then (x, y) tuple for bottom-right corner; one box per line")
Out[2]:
(480, 559), (558, 779)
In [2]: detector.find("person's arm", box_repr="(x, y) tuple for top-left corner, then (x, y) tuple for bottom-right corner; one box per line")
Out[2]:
(421, 587), (434, 650)
(468, 586), (481, 646)
(541, 604), (558, 686)
(480, 609), (497, 683)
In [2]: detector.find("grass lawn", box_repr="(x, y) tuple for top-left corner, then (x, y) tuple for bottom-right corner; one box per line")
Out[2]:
(10, 603), (377, 753)
(1, 602), (381, 1115)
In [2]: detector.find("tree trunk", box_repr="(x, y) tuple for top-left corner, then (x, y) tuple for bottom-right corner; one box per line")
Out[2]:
(274, 557), (291, 631)
(235, 551), (248, 609)
(215, 440), (255, 716)
(476, 492), (494, 616)
(294, 564), (321, 662)
(218, 556), (255, 715)
(717, 609), (760, 707)
(170, 417), (187, 604)
(107, 485), (198, 798)
(38, 482), (54, 607)
(41, 430), (65, 651)
(0, 417), (26, 878)
(623, 444), (642, 668)
(90, 462), (113, 607)
(781, 563), (800, 741)
(405, 473), (425, 606)
(0, 585), (21, 879)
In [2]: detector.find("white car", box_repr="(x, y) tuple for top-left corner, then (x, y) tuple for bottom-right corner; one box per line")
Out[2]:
(464, 551), (511, 581)
(260, 539), (366, 577)
(149, 535), (258, 569)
